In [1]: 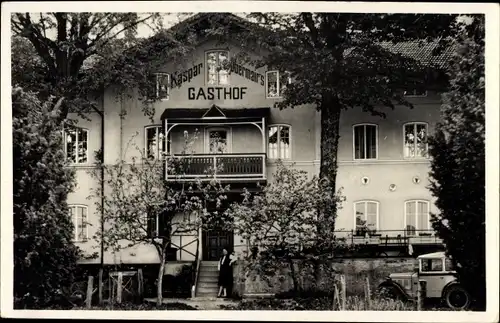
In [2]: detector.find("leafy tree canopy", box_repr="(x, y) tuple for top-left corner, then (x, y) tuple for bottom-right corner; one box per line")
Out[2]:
(428, 18), (485, 310)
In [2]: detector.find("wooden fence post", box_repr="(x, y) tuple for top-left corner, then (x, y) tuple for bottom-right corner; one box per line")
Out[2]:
(340, 275), (346, 310)
(117, 272), (123, 304)
(98, 269), (103, 305)
(417, 281), (423, 311)
(138, 268), (144, 302)
(365, 277), (371, 310)
(86, 276), (94, 309)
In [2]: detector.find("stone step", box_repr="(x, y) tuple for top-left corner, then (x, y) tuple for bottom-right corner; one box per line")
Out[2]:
(196, 291), (218, 298)
(199, 266), (218, 272)
(199, 272), (219, 279)
(197, 275), (218, 283)
(198, 281), (218, 289)
(197, 285), (219, 293)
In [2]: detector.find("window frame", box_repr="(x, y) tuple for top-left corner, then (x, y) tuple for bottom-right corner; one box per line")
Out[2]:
(267, 124), (292, 160)
(353, 200), (380, 232)
(205, 50), (230, 86)
(69, 204), (89, 242)
(265, 70), (291, 99)
(352, 123), (379, 161)
(404, 199), (431, 236)
(403, 122), (429, 159)
(145, 125), (169, 160)
(63, 126), (89, 165)
(153, 72), (171, 101)
(204, 126), (232, 154)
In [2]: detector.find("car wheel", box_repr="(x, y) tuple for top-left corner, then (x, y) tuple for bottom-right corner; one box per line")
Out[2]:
(443, 285), (471, 310)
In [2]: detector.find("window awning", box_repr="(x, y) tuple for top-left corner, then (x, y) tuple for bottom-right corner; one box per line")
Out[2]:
(161, 104), (270, 123)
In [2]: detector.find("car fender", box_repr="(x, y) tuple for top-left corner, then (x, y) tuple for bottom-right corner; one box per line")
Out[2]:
(378, 280), (411, 301)
(441, 280), (462, 298)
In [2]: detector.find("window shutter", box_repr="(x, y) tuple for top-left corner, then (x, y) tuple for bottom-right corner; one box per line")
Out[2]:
(146, 74), (157, 99)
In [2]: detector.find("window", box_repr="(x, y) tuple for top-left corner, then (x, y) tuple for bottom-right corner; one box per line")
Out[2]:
(147, 208), (168, 238)
(421, 258), (444, 272)
(206, 50), (229, 85)
(444, 258), (454, 271)
(266, 71), (291, 98)
(145, 126), (169, 159)
(405, 200), (430, 236)
(64, 127), (88, 164)
(354, 201), (379, 233)
(353, 124), (377, 160)
(148, 73), (170, 100)
(268, 125), (291, 159)
(403, 84), (427, 97)
(404, 122), (428, 159)
(208, 129), (229, 153)
(69, 205), (88, 242)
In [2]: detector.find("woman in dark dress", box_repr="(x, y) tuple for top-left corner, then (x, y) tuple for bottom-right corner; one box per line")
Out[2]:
(217, 248), (235, 298)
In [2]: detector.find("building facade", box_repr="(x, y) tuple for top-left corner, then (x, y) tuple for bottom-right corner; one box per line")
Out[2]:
(66, 14), (447, 271)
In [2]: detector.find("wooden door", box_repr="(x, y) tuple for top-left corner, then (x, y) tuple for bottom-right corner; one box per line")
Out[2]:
(203, 228), (233, 261)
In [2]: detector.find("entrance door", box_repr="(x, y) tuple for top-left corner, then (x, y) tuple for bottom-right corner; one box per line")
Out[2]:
(203, 228), (234, 261)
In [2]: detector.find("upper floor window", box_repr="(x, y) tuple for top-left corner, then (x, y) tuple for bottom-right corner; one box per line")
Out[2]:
(353, 124), (377, 160)
(354, 201), (379, 234)
(268, 125), (291, 160)
(69, 204), (88, 242)
(266, 71), (291, 98)
(148, 73), (170, 100)
(145, 126), (169, 159)
(206, 50), (229, 85)
(405, 200), (430, 236)
(64, 126), (88, 164)
(404, 122), (428, 159)
(403, 82), (427, 97)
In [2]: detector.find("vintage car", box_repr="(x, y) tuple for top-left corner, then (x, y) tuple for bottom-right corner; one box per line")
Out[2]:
(377, 251), (471, 310)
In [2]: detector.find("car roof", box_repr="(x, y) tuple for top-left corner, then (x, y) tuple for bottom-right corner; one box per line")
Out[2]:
(417, 251), (447, 259)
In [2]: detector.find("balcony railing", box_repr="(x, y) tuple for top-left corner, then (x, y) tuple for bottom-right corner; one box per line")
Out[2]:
(335, 229), (444, 246)
(166, 153), (266, 181)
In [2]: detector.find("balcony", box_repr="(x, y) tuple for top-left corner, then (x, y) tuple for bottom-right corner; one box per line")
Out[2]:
(166, 153), (266, 182)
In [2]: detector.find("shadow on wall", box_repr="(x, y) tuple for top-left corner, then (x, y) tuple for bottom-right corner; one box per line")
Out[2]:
(232, 258), (417, 297)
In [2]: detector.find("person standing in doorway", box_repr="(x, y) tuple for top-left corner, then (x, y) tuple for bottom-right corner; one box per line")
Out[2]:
(217, 248), (235, 298)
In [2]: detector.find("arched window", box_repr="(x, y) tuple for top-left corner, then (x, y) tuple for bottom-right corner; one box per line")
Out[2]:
(353, 124), (378, 160)
(354, 200), (379, 234)
(68, 204), (88, 242)
(404, 200), (430, 236)
(268, 125), (291, 160)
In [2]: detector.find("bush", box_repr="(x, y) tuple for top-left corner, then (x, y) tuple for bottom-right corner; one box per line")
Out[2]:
(13, 89), (81, 309)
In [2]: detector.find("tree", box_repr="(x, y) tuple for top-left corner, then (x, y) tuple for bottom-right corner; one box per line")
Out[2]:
(227, 13), (467, 237)
(10, 13), (195, 122)
(89, 131), (228, 307)
(12, 87), (81, 309)
(226, 161), (345, 292)
(427, 17), (485, 310)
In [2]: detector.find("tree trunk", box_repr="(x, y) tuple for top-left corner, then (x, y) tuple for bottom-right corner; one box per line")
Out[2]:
(157, 254), (166, 308)
(288, 257), (299, 293)
(318, 94), (342, 243)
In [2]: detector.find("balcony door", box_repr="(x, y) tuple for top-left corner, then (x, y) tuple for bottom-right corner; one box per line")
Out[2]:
(206, 128), (231, 154)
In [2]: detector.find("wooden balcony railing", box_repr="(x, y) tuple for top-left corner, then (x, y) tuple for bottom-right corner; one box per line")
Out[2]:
(166, 153), (266, 181)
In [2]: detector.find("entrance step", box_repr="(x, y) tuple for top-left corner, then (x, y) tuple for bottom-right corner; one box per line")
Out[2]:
(195, 261), (221, 298)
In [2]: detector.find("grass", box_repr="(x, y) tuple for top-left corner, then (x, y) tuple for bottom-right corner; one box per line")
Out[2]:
(71, 301), (198, 310)
(220, 295), (447, 311)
